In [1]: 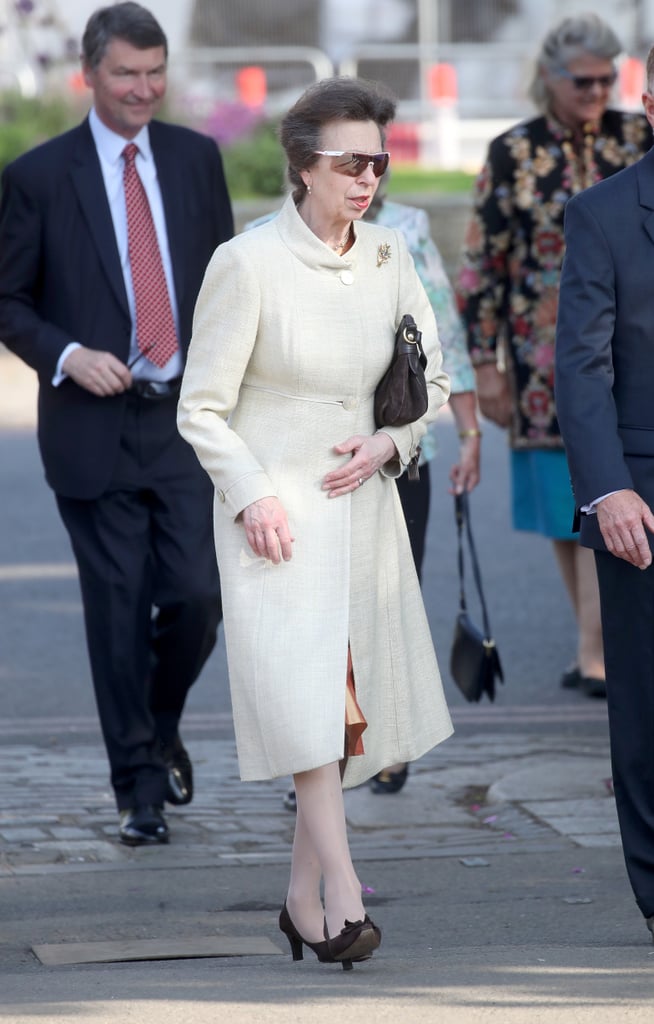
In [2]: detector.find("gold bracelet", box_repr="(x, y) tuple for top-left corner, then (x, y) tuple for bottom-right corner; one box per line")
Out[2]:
(458, 428), (482, 439)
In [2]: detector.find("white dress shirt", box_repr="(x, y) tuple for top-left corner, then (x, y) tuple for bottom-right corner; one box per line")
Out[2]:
(55, 107), (183, 383)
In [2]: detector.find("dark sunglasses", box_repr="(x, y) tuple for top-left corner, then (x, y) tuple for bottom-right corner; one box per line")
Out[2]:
(314, 150), (390, 178)
(558, 69), (617, 91)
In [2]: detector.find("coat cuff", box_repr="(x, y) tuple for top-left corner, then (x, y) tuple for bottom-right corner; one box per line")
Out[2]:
(216, 470), (277, 519)
(376, 426), (423, 478)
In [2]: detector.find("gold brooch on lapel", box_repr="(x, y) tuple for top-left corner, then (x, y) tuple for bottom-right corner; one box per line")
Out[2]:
(377, 242), (391, 267)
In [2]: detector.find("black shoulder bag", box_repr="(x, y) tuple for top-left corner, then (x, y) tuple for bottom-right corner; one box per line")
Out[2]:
(449, 492), (504, 702)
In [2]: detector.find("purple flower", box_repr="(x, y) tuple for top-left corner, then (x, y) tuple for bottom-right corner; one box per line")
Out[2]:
(204, 102), (262, 147)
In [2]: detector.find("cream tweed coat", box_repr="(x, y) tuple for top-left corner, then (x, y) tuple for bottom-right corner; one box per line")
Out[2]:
(178, 195), (454, 786)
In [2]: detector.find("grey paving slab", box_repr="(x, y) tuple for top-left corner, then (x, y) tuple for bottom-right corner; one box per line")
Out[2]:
(32, 936), (284, 966)
(570, 834), (624, 848)
(487, 756), (612, 803)
(0, 827), (48, 841)
(0, 730), (622, 875)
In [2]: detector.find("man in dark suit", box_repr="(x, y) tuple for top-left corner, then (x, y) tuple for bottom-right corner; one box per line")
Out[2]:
(555, 46), (654, 941)
(0, 2), (233, 845)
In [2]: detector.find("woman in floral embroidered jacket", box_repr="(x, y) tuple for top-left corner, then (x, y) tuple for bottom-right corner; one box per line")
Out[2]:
(456, 13), (651, 699)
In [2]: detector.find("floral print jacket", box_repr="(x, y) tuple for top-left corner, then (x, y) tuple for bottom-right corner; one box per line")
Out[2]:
(456, 109), (651, 448)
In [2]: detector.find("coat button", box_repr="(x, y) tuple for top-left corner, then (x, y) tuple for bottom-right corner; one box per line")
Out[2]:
(339, 269), (354, 285)
(342, 396), (357, 411)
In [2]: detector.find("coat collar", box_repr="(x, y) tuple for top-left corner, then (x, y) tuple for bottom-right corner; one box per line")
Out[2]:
(148, 120), (187, 315)
(637, 145), (654, 211)
(69, 118), (128, 316)
(68, 118), (188, 320)
(636, 147), (654, 248)
(275, 194), (360, 270)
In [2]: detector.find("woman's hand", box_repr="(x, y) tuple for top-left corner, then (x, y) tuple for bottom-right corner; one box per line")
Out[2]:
(322, 432), (397, 498)
(474, 364), (512, 428)
(448, 390), (481, 495)
(449, 434), (481, 494)
(241, 497), (294, 564)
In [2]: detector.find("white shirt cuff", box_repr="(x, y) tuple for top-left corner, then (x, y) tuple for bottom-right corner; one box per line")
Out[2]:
(581, 491), (620, 514)
(52, 342), (81, 386)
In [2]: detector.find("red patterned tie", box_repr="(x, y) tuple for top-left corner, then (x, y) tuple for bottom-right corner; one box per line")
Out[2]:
(122, 142), (179, 368)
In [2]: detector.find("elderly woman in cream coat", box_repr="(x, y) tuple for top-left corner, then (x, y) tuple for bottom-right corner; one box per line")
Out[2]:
(178, 77), (452, 969)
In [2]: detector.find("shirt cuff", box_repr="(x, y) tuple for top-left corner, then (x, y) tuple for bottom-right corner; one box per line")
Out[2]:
(581, 491), (620, 514)
(52, 342), (81, 386)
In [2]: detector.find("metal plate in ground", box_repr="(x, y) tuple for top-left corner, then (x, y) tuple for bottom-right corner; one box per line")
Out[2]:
(32, 936), (284, 966)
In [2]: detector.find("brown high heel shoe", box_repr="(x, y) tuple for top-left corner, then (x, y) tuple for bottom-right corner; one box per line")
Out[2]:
(324, 915), (382, 970)
(279, 902), (331, 964)
(279, 903), (375, 971)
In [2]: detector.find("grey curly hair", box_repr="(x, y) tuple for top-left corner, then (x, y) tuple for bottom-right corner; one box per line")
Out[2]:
(527, 13), (622, 113)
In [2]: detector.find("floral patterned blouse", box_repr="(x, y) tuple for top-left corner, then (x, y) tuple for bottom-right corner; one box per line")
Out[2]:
(456, 109), (651, 448)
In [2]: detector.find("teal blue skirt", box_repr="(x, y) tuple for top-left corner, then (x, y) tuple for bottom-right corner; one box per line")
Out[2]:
(511, 449), (577, 540)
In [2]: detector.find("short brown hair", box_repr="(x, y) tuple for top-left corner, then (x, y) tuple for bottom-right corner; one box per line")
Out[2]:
(280, 77), (396, 204)
(82, 2), (167, 70)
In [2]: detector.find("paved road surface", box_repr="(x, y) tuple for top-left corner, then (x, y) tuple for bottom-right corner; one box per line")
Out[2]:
(4, 350), (645, 1024)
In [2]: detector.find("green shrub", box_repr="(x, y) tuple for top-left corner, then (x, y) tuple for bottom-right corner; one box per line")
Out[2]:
(0, 93), (77, 174)
(221, 120), (285, 199)
(388, 166), (476, 194)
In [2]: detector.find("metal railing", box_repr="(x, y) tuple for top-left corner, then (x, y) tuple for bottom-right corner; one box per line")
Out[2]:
(172, 41), (534, 123)
(337, 42), (533, 121)
(173, 46), (335, 114)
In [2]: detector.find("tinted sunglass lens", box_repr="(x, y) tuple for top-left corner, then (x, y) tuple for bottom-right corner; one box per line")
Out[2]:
(372, 153), (390, 177)
(573, 74), (615, 89)
(333, 152), (389, 176)
(332, 153), (363, 175)
(351, 155), (370, 176)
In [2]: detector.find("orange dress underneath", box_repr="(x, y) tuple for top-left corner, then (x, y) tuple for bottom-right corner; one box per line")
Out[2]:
(345, 647), (367, 756)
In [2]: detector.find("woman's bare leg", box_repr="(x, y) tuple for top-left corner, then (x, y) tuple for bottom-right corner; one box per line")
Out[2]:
(574, 543), (605, 679)
(552, 538), (576, 608)
(552, 539), (604, 678)
(290, 762), (365, 940)
(285, 800), (325, 942)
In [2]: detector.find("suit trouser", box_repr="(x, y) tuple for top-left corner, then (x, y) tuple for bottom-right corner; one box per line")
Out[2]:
(595, 549), (654, 918)
(57, 390), (221, 810)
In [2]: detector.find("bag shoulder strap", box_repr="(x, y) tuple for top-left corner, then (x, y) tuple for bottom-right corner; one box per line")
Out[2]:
(454, 491), (493, 641)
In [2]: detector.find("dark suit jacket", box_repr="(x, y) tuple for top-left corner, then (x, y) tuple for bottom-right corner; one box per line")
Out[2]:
(555, 145), (654, 550)
(0, 117), (233, 499)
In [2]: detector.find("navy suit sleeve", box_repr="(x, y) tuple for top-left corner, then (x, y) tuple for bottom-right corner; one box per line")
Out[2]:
(555, 194), (633, 506)
(0, 163), (73, 377)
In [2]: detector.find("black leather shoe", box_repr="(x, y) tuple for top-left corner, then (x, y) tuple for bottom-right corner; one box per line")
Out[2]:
(283, 789), (297, 812)
(560, 665), (582, 689)
(161, 735), (194, 805)
(118, 805), (169, 846)
(580, 676), (607, 699)
(369, 764), (409, 794)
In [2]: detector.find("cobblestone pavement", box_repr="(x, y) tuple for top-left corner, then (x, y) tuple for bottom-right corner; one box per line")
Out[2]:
(0, 707), (619, 877)
(0, 348), (621, 880)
